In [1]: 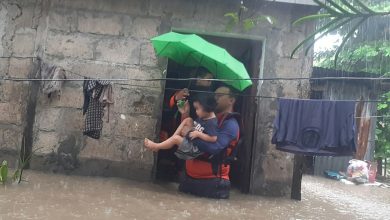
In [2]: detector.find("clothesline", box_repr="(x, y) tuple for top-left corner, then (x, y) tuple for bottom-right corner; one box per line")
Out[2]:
(0, 56), (389, 82)
(1, 76), (387, 103)
(2, 75), (390, 82)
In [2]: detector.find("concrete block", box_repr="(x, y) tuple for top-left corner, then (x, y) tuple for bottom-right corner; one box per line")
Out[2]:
(0, 6), (7, 57)
(122, 15), (134, 37)
(0, 80), (29, 105)
(101, 113), (116, 137)
(171, 19), (226, 34)
(126, 139), (153, 164)
(78, 11), (122, 36)
(8, 58), (33, 78)
(48, 8), (77, 32)
(132, 18), (160, 39)
(149, 0), (195, 19)
(274, 57), (304, 78)
(94, 37), (141, 64)
(277, 31), (306, 58)
(192, 0), (236, 22)
(262, 153), (294, 182)
(258, 3), (293, 32)
(140, 42), (158, 66)
(0, 59), (9, 77)
(53, 0), (148, 16)
(36, 107), (62, 131)
(48, 86), (83, 108)
(46, 31), (94, 59)
(34, 131), (59, 155)
(0, 127), (21, 151)
(80, 137), (153, 163)
(114, 88), (159, 115)
(14, 4), (35, 29)
(12, 29), (36, 57)
(59, 108), (84, 133)
(57, 59), (130, 79)
(80, 137), (122, 161)
(115, 115), (156, 139)
(0, 103), (18, 124)
(127, 66), (163, 88)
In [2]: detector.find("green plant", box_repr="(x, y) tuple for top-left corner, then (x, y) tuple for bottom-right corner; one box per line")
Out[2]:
(291, 0), (390, 67)
(0, 160), (8, 184)
(0, 144), (42, 185)
(375, 92), (390, 160)
(224, 2), (275, 32)
(315, 40), (390, 75)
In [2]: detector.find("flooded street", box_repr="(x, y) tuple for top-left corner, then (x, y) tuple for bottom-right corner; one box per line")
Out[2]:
(1, 171), (389, 220)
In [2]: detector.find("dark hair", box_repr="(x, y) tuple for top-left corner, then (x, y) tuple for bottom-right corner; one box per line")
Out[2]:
(193, 93), (217, 113)
(196, 67), (212, 78)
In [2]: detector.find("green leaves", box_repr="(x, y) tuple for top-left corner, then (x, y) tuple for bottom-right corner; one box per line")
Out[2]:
(291, 0), (390, 66)
(378, 103), (388, 110)
(315, 40), (390, 75)
(0, 160), (8, 184)
(224, 2), (276, 32)
(293, 14), (332, 26)
(224, 13), (239, 32)
(376, 91), (390, 159)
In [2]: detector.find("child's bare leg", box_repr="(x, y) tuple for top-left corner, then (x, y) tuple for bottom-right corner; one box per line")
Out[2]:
(180, 125), (192, 137)
(144, 135), (184, 151)
(173, 118), (193, 136)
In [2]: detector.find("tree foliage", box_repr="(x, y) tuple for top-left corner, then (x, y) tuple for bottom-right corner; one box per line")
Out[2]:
(312, 1), (390, 159)
(292, 0), (390, 67)
(315, 40), (390, 75)
(376, 92), (390, 159)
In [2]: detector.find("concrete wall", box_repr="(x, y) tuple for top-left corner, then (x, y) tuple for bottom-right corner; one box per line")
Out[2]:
(0, 0), (315, 196)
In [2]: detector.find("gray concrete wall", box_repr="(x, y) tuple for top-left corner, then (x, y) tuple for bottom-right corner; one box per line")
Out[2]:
(0, 0), (315, 196)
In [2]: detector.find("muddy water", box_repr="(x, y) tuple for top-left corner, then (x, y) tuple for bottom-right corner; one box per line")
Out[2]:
(0, 171), (389, 220)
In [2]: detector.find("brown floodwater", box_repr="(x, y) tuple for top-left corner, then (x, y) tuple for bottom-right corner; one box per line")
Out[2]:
(0, 171), (389, 220)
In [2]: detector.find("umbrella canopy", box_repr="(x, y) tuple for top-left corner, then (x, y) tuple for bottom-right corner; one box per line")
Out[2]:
(151, 32), (252, 91)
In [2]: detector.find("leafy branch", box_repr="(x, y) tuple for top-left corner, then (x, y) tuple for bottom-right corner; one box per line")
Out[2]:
(0, 142), (43, 185)
(291, 0), (390, 67)
(224, 2), (276, 32)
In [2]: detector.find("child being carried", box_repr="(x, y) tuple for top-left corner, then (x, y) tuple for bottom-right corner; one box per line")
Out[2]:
(144, 93), (217, 160)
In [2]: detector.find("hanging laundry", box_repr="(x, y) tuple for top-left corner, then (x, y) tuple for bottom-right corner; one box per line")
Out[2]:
(99, 84), (114, 122)
(272, 98), (356, 156)
(83, 79), (114, 139)
(38, 59), (66, 99)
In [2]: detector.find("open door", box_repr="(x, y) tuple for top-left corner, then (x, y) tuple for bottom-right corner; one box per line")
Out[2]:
(155, 31), (263, 192)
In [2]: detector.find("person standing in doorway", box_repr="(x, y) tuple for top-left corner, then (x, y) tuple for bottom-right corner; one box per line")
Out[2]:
(178, 86), (241, 199)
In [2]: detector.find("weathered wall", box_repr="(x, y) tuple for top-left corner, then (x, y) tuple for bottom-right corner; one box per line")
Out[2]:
(0, 1), (34, 165)
(246, 3), (316, 196)
(0, 0), (315, 195)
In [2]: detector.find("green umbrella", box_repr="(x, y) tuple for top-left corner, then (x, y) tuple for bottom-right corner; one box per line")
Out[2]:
(151, 32), (252, 91)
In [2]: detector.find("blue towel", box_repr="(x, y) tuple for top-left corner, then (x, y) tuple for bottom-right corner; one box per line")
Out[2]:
(272, 98), (356, 156)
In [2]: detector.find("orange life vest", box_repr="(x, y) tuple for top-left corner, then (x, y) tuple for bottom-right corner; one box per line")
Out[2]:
(186, 112), (242, 180)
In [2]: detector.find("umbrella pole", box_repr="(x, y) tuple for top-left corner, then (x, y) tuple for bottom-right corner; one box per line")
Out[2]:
(188, 54), (206, 89)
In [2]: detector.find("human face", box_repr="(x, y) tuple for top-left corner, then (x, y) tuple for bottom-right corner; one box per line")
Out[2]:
(195, 73), (213, 87)
(193, 101), (209, 119)
(214, 87), (234, 113)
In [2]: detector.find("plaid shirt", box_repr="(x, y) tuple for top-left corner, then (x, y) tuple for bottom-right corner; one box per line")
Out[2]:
(83, 80), (111, 139)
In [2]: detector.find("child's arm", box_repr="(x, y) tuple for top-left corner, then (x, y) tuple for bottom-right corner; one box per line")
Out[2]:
(189, 131), (217, 142)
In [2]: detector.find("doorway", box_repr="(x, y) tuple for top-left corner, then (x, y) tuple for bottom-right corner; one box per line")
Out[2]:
(155, 30), (264, 192)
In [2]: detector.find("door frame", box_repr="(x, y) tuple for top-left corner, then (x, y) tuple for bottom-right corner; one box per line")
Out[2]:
(154, 28), (266, 192)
